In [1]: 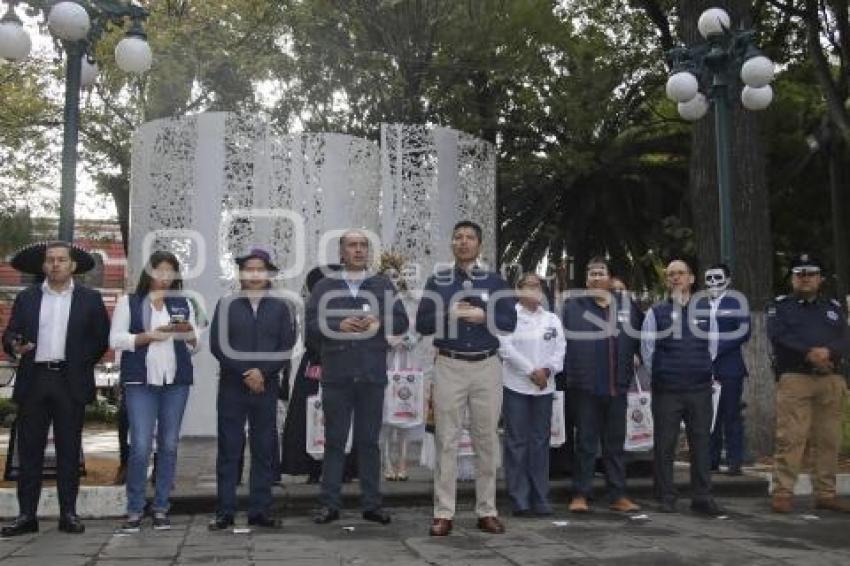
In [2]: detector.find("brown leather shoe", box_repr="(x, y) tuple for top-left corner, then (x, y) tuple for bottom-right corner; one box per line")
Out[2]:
(476, 516), (505, 534)
(569, 496), (589, 513)
(814, 497), (850, 513)
(609, 497), (641, 513)
(429, 518), (452, 536)
(771, 494), (793, 514)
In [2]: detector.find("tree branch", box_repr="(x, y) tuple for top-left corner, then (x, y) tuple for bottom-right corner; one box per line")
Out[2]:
(765, 0), (807, 16)
(632, 0), (675, 51)
(805, 0), (850, 139)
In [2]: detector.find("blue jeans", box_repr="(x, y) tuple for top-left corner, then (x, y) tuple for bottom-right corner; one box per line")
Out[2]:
(502, 388), (553, 513)
(125, 384), (190, 515)
(216, 379), (279, 517)
(710, 375), (744, 468)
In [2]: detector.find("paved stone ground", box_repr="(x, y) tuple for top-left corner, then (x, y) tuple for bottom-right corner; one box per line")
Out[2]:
(1, 498), (848, 565)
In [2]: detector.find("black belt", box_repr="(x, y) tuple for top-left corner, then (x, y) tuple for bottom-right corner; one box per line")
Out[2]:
(34, 361), (67, 371)
(438, 349), (498, 362)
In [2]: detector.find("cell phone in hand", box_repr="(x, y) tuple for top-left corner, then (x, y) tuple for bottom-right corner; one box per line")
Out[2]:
(170, 313), (186, 325)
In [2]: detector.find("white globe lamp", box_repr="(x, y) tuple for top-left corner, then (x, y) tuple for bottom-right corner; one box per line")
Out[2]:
(48, 1), (91, 42)
(666, 71), (699, 103)
(678, 92), (709, 121)
(698, 8), (731, 39)
(741, 85), (773, 111)
(115, 35), (152, 74)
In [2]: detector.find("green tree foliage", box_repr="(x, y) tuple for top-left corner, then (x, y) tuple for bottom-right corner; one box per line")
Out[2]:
(0, 0), (846, 297)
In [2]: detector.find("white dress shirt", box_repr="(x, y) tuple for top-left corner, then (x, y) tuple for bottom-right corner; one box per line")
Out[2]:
(35, 279), (75, 362)
(109, 295), (198, 386)
(498, 303), (566, 396)
(708, 292), (726, 361)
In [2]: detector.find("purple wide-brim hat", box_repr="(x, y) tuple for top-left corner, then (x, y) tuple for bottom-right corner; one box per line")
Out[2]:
(235, 248), (279, 272)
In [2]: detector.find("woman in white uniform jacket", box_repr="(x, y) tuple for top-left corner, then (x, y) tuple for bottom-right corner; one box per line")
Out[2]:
(498, 273), (565, 516)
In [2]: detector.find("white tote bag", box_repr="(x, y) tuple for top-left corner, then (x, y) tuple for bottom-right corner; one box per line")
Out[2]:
(624, 377), (654, 452)
(384, 349), (425, 427)
(306, 386), (353, 460)
(550, 390), (566, 447)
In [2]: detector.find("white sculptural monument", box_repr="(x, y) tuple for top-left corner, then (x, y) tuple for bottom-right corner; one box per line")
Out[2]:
(129, 112), (496, 435)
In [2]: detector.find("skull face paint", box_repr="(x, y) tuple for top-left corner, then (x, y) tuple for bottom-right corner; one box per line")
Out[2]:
(705, 268), (730, 297)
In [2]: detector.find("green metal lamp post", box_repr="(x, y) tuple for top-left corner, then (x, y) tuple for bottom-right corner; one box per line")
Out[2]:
(664, 7), (775, 273)
(0, 1), (152, 242)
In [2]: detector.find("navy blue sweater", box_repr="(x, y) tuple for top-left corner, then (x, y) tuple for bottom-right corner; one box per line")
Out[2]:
(415, 265), (517, 352)
(210, 294), (296, 385)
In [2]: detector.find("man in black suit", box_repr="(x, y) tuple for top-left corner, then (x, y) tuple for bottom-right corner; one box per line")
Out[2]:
(1, 242), (110, 536)
(306, 230), (409, 525)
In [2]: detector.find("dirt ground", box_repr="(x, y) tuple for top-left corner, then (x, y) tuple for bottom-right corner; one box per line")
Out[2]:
(0, 455), (120, 488)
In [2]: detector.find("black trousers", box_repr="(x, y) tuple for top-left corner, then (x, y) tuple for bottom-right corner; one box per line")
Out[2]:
(569, 388), (628, 501)
(320, 381), (384, 512)
(16, 367), (85, 517)
(652, 388), (713, 504)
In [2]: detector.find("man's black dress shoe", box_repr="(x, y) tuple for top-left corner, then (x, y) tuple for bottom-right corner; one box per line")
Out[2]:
(362, 508), (391, 524)
(58, 514), (85, 534)
(1, 516), (38, 537)
(657, 500), (677, 513)
(247, 514), (282, 529)
(208, 514), (235, 531)
(691, 499), (726, 517)
(313, 507), (340, 524)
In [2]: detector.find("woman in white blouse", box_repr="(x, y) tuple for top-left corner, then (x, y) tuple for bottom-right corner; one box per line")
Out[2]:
(110, 251), (198, 533)
(499, 273), (565, 516)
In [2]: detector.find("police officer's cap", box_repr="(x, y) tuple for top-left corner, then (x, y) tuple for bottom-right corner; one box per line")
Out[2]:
(789, 252), (823, 275)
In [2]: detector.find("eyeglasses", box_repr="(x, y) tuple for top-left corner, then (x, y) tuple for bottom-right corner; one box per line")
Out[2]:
(792, 267), (820, 277)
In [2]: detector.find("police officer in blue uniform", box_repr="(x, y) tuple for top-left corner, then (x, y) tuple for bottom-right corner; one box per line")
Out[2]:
(767, 253), (850, 514)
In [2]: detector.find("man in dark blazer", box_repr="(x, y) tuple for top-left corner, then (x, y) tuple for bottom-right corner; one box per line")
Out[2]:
(701, 264), (751, 476)
(306, 230), (409, 525)
(2, 241), (109, 536)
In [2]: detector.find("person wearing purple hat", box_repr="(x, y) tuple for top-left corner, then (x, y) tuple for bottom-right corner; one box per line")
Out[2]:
(1, 241), (109, 537)
(209, 247), (296, 530)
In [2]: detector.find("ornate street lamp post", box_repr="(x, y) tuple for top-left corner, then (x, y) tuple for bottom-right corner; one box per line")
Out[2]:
(664, 7), (775, 273)
(0, 1), (152, 242)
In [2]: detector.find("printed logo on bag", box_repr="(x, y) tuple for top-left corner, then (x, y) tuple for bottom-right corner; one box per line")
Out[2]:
(543, 327), (558, 341)
(397, 385), (412, 401)
(631, 409), (644, 424)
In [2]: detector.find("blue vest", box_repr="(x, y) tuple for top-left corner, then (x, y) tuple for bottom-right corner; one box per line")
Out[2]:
(119, 294), (193, 386)
(651, 300), (712, 392)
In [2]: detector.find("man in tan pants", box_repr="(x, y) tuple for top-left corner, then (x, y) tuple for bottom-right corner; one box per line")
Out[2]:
(416, 221), (517, 536)
(767, 253), (850, 514)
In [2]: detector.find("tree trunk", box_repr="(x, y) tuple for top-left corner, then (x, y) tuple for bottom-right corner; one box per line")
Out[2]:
(828, 136), (850, 299)
(679, 0), (775, 458)
(97, 173), (130, 254)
